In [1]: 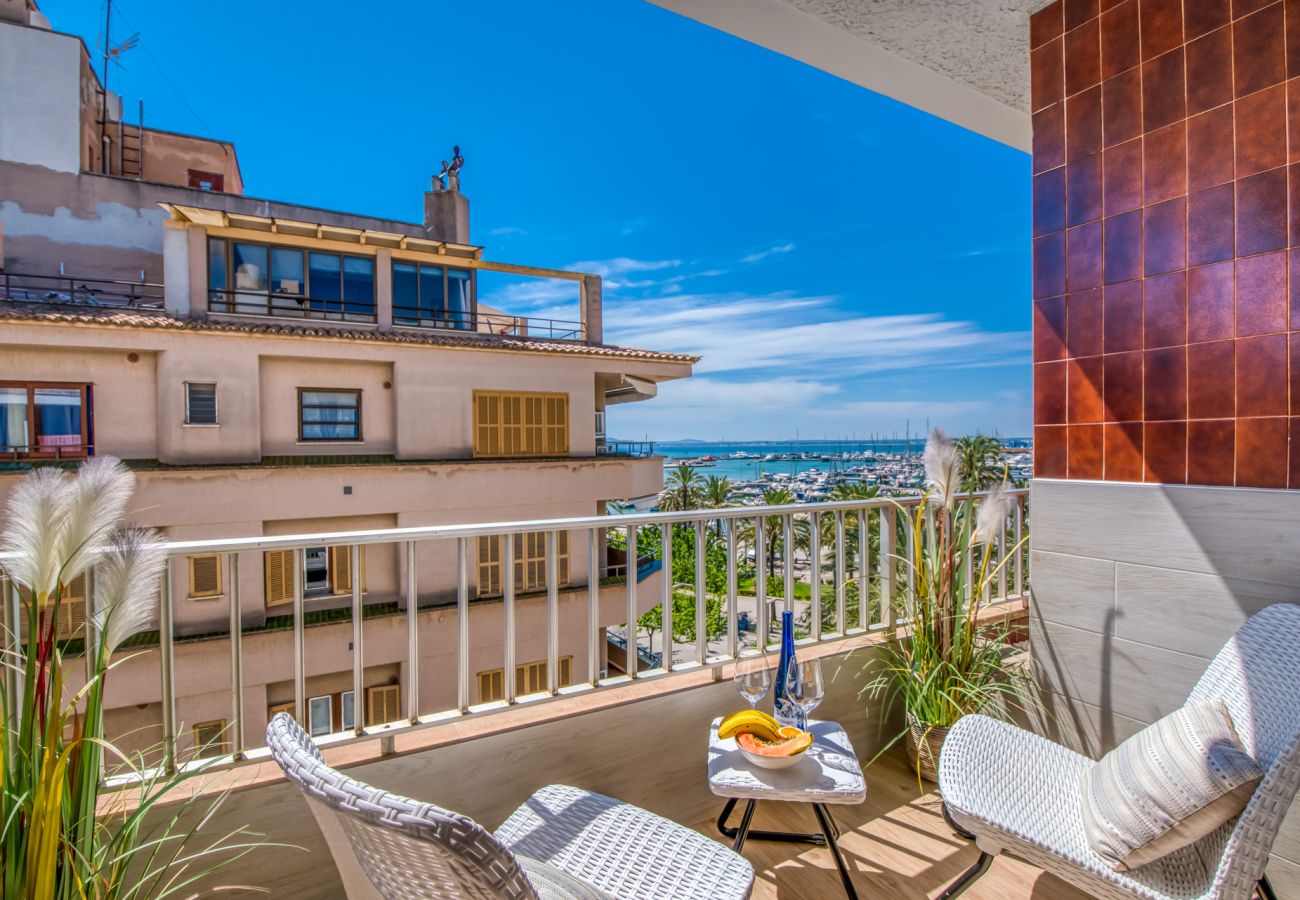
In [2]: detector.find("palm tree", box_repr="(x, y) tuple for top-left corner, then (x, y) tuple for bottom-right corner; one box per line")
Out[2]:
(954, 433), (1004, 493)
(700, 475), (735, 510)
(736, 486), (810, 579)
(659, 463), (704, 511)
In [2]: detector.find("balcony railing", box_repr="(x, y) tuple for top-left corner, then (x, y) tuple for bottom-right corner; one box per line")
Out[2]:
(1, 489), (1027, 782)
(208, 290), (378, 323)
(394, 305), (587, 341)
(0, 272), (164, 309)
(596, 440), (656, 457)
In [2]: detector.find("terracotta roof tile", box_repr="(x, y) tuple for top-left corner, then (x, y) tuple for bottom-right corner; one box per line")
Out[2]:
(0, 303), (699, 364)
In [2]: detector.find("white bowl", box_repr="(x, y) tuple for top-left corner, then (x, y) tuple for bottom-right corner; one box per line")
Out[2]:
(739, 747), (808, 769)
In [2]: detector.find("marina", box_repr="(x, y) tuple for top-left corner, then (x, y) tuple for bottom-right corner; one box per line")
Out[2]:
(656, 440), (1033, 501)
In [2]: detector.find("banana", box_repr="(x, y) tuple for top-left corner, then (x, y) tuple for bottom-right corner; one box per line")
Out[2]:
(718, 709), (783, 742)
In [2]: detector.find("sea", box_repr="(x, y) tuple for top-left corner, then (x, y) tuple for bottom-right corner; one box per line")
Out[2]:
(652, 439), (1032, 486)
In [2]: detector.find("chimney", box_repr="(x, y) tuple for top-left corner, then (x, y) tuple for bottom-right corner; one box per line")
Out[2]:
(424, 178), (470, 244)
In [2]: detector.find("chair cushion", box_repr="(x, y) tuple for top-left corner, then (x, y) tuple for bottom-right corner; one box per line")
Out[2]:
(496, 784), (753, 900)
(1080, 699), (1263, 871)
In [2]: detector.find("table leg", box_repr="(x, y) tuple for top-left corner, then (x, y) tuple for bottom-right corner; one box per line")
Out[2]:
(716, 799), (827, 846)
(813, 802), (858, 900)
(731, 799), (757, 852)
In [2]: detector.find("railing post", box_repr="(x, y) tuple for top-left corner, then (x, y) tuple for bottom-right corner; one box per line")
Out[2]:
(159, 559), (177, 773)
(755, 516), (768, 649)
(624, 524), (638, 679)
(809, 511), (821, 641)
(725, 519), (738, 659)
(350, 544), (364, 732)
(880, 506), (897, 631)
(503, 534), (516, 703)
(694, 520), (707, 664)
(661, 522), (673, 672)
(588, 530), (601, 685)
(228, 554), (244, 758)
(546, 531), (560, 692)
(293, 548), (306, 727)
(1014, 495), (1026, 598)
(834, 510), (846, 636)
(782, 514), (794, 617)
(407, 541), (420, 721)
(856, 509), (868, 633)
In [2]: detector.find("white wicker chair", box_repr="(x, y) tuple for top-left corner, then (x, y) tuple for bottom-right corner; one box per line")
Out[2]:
(937, 603), (1300, 900)
(266, 713), (754, 900)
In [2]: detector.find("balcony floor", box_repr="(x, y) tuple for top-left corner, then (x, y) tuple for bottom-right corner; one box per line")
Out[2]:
(690, 748), (1090, 900)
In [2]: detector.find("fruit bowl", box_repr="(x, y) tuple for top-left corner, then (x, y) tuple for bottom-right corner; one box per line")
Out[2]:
(739, 745), (807, 769)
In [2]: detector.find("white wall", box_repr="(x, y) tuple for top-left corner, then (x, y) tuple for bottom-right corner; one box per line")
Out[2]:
(1030, 478), (1300, 894)
(0, 21), (81, 173)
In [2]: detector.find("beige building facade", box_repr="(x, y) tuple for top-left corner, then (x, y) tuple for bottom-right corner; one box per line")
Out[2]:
(0, 1), (690, 759)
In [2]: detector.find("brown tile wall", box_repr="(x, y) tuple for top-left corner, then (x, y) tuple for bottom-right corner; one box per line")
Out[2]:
(1031, 0), (1300, 487)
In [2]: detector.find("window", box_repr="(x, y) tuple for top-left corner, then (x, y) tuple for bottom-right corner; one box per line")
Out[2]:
(473, 391), (568, 457)
(188, 554), (222, 599)
(208, 237), (376, 321)
(187, 169), (224, 192)
(477, 657), (573, 703)
(477, 531), (569, 597)
(365, 684), (400, 726)
(185, 382), (217, 425)
(0, 383), (91, 459)
(15, 572), (87, 641)
(192, 720), (227, 758)
(341, 690), (355, 731)
(264, 545), (366, 606)
(268, 701), (295, 721)
(308, 695), (333, 737)
(299, 389), (361, 442)
(391, 261), (475, 329)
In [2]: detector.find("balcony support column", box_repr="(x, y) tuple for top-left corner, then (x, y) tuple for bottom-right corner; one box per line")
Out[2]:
(581, 275), (602, 344)
(375, 248), (393, 332)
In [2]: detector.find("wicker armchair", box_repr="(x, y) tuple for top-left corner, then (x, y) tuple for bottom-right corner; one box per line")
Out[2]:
(266, 713), (754, 899)
(937, 603), (1300, 900)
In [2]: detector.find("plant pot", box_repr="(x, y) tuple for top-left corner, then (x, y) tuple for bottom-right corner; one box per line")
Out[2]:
(905, 714), (950, 783)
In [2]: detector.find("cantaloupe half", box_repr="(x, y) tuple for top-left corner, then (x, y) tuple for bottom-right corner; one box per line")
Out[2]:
(736, 729), (813, 758)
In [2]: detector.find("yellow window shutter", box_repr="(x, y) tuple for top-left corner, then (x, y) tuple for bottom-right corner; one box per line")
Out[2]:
(474, 392), (500, 457)
(524, 396), (545, 456)
(366, 684), (400, 725)
(329, 546), (351, 595)
(189, 555), (222, 598)
(264, 549), (295, 606)
(558, 530), (570, 585)
(559, 656), (572, 687)
(545, 395), (568, 454)
(477, 536), (501, 597)
(502, 395), (523, 455)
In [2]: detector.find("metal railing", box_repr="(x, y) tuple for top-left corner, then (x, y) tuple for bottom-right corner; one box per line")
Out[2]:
(0, 272), (164, 309)
(393, 306), (586, 341)
(3, 489), (1027, 780)
(596, 440), (656, 458)
(208, 290), (378, 323)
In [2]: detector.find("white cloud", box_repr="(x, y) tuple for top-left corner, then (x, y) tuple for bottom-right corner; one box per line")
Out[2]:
(569, 257), (682, 279)
(741, 243), (795, 264)
(489, 225), (528, 236)
(604, 291), (1027, 378)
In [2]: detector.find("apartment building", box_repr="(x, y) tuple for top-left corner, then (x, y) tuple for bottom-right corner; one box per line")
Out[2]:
(0, 0), (691, 758)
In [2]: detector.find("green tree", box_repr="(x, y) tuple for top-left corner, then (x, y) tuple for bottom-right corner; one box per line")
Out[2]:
(954, 433), (1004, 493)
(735, 486), (810, 578)
(659, 463), (704, 511)
(700, 474), (735, 509)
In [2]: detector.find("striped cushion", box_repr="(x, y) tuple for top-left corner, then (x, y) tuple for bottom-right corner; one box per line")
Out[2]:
(1080, 699), (1263, 871)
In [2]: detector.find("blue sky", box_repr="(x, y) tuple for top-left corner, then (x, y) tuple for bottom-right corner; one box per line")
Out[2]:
(47, 0), (1031, 441)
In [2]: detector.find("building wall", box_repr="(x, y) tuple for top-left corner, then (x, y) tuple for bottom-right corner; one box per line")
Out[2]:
(1030, 1), (1300, 890)
(0, 319), (683, 466)
(1031, 0), (1300, 486)
(0, 21), (81, 174)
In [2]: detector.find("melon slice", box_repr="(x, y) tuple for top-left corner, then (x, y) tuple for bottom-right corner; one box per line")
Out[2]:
(737, 729), (813, 758)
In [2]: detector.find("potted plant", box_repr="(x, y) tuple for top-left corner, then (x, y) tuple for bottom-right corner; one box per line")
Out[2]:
(0, 458), (266, 898)
(864, 429), (1032, 783)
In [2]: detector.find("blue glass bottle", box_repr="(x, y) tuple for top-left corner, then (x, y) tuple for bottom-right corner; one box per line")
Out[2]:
(773, 610), (799, 727)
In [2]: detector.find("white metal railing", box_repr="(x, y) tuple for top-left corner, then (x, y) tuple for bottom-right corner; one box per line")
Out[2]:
(4, 489), (1028, 780)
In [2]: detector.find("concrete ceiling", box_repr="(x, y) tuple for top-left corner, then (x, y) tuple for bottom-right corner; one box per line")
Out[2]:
(648, 0), (1041, 152)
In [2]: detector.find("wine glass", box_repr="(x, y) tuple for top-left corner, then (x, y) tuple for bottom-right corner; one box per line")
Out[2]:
(734, 648), (772, 709)
(785, 658), (825, 729)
